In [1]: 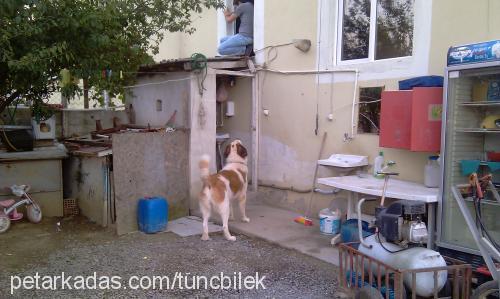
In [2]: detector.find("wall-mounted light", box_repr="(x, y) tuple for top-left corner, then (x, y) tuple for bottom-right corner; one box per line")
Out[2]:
(293, 39), (311, 53)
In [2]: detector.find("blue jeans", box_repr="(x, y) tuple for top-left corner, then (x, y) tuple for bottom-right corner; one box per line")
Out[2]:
(218, 34), (253, 56)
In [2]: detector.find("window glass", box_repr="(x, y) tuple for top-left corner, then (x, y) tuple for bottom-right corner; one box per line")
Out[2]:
(358, 87), (383, 134)
(341, 0), (371, 61)
(375, 0), (414, 59)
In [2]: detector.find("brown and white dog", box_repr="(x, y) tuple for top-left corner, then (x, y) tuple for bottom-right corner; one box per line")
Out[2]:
(198, 140), (250, 241)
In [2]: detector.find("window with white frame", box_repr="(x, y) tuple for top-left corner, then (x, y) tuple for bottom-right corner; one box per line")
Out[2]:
(338, 0), (414, 62)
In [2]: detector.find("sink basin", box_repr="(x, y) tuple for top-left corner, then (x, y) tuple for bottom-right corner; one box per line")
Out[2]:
(318, 154), (369, 168)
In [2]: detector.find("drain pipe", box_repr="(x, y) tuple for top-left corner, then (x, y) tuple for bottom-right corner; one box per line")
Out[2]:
(349, 70), (360, 141)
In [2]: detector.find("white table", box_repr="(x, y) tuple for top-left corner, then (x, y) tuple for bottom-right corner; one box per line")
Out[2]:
(317, 175), (439, 248)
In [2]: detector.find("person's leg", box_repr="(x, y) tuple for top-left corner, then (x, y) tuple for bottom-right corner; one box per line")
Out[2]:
(218, 34), (253, 55)
(219, 45), (247, 55)
(220, 36), (230, 44)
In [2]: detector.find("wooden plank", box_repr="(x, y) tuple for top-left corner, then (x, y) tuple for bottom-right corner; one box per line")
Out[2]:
(247, 58), (256, 73)
(214, 69), (254, 77)
(71, 147), (112, 157)
(184, 60), (248, 71)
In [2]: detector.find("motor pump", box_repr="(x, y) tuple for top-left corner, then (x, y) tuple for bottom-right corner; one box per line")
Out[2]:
(375, 199), (428, 245)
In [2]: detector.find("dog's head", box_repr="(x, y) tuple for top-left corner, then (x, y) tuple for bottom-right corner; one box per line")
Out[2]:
(224, 139), (248, 163)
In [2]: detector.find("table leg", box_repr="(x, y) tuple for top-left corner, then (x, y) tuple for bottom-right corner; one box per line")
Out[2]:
(427, 202), (436, 249)
(347, 191), (353, 219)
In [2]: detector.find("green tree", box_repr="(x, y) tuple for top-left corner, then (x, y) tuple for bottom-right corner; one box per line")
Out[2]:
(0, 0), (223, 114)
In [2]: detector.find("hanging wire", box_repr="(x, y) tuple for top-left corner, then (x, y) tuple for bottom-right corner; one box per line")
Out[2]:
(190, 53), (208, 96)
(123, 77), (192, 89)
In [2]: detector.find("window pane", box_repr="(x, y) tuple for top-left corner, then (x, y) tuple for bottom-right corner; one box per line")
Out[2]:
(375, 0), (414, 60)
(341, 0), (371, 61)
(358, 87), (383, 134)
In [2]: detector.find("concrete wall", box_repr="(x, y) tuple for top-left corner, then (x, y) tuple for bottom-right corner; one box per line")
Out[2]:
(64, 155), (110, 226)
(113, 131), (189, 235)
(62, 109), (129, 138)
(0, 159), (63, 217)
(188, 70), (217, 212)
(154, 0), (500, 216)
(126, 72), (191, 128)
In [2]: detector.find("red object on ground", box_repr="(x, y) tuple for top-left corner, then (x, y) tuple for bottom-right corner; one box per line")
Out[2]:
(294, 216), (313, 226)
(379, 87), (443, 152)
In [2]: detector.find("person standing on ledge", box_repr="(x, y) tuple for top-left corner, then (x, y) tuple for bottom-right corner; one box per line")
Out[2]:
(218, 0), (254, 56)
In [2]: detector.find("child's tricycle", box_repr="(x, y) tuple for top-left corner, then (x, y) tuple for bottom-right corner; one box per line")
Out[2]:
(0, 185), (42, 233)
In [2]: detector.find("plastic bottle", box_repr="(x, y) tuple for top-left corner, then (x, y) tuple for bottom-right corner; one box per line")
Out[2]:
(373, 151), (384, 178)
(424, 156), (440, 188)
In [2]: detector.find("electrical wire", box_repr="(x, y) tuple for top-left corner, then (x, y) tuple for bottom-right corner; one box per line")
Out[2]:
(376, 231), (413, 254)
(473, 193), (500, 251)
(123, 77), (192, 89)
(359, 112), (380, 132)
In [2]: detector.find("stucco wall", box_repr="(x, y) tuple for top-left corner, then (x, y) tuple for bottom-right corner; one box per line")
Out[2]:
(156, 9), (219, 61)
(126, 72), (191, 128)
(154, 0), (500, 216)
(428, 0), (500, 74)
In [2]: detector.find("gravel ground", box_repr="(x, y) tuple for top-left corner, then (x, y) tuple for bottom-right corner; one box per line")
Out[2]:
(0, 216), (348, 298)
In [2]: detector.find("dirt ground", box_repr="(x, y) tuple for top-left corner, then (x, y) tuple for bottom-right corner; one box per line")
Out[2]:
(0, 216), (348, 298)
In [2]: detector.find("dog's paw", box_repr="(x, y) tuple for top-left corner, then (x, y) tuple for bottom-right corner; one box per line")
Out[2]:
(201, 234), (211, 241)
(226, 235), (236, 241)
(242, 217), (250, 223)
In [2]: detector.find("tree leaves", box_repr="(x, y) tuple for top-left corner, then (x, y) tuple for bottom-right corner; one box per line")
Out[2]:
(0, 0), (223, 112)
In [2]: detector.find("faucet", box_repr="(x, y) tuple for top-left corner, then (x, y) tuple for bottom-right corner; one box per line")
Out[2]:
(343, 133), (353, 142)
(380, 160), (396, 173)
(378, 160), (398, 207)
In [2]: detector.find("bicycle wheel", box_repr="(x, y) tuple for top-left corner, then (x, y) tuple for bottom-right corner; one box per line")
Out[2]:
(0, 214), (11, 233)
(27, 203), (42, 223)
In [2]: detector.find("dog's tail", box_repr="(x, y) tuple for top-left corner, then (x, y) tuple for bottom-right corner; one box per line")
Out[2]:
(199, 154), (210, 184)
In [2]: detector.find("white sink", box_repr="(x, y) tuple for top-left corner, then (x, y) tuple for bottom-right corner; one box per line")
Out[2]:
(318, 154), (369, 168)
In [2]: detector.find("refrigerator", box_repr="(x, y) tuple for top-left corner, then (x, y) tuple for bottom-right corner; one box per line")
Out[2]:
(438, 40), (500, 256)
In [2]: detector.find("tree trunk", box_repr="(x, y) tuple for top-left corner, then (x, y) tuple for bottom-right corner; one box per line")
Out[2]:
(83, 78), (89, 109)
(0, 91), (21, 115)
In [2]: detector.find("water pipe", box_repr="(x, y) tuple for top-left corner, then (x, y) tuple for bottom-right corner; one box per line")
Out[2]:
(358, 197), (377, 249)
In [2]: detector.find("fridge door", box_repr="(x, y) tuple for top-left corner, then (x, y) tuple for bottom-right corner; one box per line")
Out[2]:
(439, 62), (500, 254)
